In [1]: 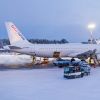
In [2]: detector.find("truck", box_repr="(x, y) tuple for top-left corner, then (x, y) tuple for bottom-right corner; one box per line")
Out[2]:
(53, 58), (70, 68)
(64, 61), (91, 79)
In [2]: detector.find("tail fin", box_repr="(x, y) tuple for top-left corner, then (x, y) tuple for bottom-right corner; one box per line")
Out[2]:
(5, 22), (29, 45)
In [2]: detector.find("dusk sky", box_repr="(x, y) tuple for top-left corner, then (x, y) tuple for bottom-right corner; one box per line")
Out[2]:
(0, 0), (100, 42)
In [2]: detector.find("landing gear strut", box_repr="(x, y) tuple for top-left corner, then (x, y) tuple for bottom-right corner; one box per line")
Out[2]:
(32, 56), (36, 64)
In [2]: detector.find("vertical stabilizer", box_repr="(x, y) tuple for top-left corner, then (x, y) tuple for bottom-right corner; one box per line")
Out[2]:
(5, 22), (29, 45)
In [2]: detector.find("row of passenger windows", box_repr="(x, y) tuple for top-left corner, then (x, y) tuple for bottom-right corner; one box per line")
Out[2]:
(40, 48), (89, 50)
(40, 48), (67, 50)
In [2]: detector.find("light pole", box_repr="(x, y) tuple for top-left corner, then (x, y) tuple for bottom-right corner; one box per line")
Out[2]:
(88, 23), (96, 44)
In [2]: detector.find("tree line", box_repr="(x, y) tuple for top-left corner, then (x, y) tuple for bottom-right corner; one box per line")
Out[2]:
(0, 38), (69, 45)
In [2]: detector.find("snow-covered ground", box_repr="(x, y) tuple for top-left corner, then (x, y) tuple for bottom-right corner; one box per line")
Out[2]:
(0, 68), (100, 100)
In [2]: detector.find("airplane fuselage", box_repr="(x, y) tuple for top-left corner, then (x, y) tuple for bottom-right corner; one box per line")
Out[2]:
(11, 43), (100, 58)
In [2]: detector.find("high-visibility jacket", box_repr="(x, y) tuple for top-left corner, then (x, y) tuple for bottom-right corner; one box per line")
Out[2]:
(90, 59), (95, 64)
(87, 57), (95, 64)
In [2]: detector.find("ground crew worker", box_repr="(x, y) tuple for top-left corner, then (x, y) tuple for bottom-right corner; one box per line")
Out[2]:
(71, 57), (75, 62)
(32, 56), (36, 64)
(88, 56), (96, 68)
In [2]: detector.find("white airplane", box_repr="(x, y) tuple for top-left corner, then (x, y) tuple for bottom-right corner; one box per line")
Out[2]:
(5, 22), (100, 59)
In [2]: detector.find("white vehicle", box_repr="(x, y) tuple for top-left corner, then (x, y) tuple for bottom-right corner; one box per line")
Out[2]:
(5, 22), (100, 59)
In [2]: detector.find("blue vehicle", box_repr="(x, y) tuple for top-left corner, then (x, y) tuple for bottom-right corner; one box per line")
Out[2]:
(64, 61), (91, 79)
(53, 58), (70, 68)
(64, 65), (84, 79)
(71, 61), (91, 75)
(79, 61), (91, 75)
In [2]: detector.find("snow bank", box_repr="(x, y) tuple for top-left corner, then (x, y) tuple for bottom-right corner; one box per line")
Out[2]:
(0, 55), (32, 66)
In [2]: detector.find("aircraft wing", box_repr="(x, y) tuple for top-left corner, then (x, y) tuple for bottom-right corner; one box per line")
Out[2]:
(8, 46), (22, 49)
(69, 49), (96, 58)
(8, 45), (36, 56)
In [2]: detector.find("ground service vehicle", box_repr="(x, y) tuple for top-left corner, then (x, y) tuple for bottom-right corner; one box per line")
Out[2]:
(64, 61), (91, 79)
(53, 58), (70, 67)
(64, 65), (84, 79)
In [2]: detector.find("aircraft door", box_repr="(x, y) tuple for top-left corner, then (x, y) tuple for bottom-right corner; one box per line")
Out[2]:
(53, 51), (60, 58)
